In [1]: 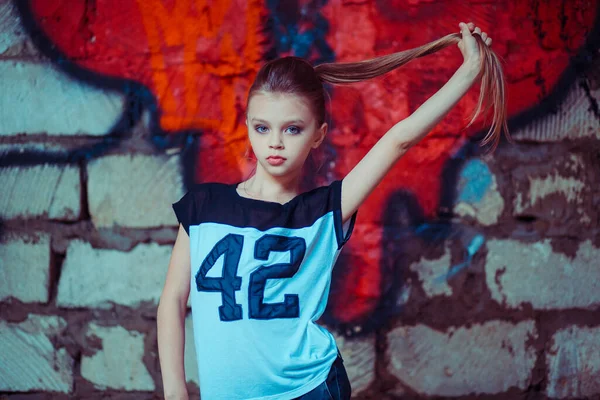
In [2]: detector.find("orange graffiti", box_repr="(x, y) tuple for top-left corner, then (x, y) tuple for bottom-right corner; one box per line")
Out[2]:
(136, 0), (266, 177)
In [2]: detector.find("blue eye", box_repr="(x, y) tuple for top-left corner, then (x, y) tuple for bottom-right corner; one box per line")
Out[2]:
(286, 126), (301, 135)
(255, 125), (268, 133)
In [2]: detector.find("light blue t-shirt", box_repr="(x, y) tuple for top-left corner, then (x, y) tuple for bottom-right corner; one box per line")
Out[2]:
(173, 179), (356, 399)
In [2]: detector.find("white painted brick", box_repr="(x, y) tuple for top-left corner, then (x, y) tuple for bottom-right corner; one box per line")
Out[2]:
(512, 81), (600, 142)
(0, 314), (73, 392)
(0, 61), (125, 136)
(387, 321), (537, 396)
(81, 323), (155, 390)
(0, 164), (81, 220)
(515, 175), (584, 212)
(332, 332), (376, 395)
(0, 142), (70, 155)
(512, 154), (595, 227)
(546, 326), (600, 399)
(57, 240), (172, 309)
(514, 172), (590, 223)
(453, 159), (504, 226)
(486, 239), (600, 309)
(410, 248), (453, 297)
(0, 0), (37, 57)
(0, 235), (50, 303)
(87, 154), (184, 228)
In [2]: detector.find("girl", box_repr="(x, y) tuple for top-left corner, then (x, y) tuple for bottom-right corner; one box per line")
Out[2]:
(158, 21), (506, 400)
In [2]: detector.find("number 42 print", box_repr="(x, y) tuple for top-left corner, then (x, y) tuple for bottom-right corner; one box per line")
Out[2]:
(195, 233), (306, 321)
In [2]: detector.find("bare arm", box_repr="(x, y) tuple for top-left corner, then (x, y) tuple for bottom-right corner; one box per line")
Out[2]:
(157, 224), (191, 400)
(341, 22), (489, 223)
(340, 61), (479, 221)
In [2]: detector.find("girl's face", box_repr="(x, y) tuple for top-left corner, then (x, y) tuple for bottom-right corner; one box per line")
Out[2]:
(246, 91), (327, 179)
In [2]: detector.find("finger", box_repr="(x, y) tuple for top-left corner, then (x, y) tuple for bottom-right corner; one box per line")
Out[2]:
(485, 37), (492, 46)
(474, 27), (482, 36)
(481, 32), (488, 41)
(459, 22), (472, 36)
(467, 22), (475, 31)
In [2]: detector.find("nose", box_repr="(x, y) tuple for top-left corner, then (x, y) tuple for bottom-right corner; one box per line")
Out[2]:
(268, 131), (284, 149)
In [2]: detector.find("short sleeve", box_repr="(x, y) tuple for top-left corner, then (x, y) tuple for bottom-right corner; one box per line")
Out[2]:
(173, 184), (210, 235)
(331, 179), (357, 250)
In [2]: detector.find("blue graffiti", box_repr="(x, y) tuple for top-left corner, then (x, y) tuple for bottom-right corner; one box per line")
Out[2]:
(435, 233), (485, 283)
(456, 159), (493, 204)
(266, 0), (334, 63)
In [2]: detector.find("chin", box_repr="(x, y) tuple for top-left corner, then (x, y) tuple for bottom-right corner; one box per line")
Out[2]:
(259, 161), (297, 177)
(266, 168), (291, 177)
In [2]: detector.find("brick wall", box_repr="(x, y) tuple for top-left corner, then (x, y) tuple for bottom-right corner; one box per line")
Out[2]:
(1, 0), (599, 399)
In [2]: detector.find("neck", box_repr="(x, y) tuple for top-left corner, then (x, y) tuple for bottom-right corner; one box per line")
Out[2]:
(243, 164), (301, 201)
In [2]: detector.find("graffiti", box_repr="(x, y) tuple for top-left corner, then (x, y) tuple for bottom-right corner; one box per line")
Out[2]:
(265, 0), (334, 62)
(7, 0), (600, 333)
(435, 233), (485, 284)
(321, 0), (600, 328)
(457, 160), (493, 204)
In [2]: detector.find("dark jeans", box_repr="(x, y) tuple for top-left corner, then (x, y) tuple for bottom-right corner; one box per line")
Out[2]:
(294, 352), (352, 400)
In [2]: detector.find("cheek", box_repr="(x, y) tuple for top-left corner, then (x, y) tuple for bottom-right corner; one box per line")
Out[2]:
(245, 136), (259, 158)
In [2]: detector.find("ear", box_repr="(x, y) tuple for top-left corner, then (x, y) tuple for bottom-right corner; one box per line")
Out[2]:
(312, 122), (328, 148)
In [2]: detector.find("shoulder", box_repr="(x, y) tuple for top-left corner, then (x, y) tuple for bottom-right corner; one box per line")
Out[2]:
(295, 179), (342, 213)
(174, 181), (233, 212)
(180, 181), (231, 199)
(172, 182), (233, 233)
(185, 181), (227, 193)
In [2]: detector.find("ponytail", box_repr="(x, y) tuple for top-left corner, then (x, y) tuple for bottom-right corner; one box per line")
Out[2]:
(314, 33), (510, 151)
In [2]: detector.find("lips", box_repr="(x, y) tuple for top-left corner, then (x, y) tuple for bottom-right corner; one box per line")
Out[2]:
(267, 156), (286, 166)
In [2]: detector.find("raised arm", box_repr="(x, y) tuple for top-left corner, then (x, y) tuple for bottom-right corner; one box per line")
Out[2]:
(340, 22), (493, 222)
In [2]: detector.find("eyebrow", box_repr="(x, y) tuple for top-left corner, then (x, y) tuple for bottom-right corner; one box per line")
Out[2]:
(250, 118), (305, 125)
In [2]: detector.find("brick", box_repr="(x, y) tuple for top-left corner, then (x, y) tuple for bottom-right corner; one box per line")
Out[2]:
(410, 247), (453, 297)
(0, 61), (125, 136)
(57, 240), (172, 309)
(0, 164), (81, 220)
(387, 321), (537, 396)
(511, 81), (600, 142)
(87, 154), (184, 228)
(0, 235), (50, 303)
(81, 323), (155, 391)
(515, 174), (585, 213)
(546, 326), (600, 399)
(0, 142), (70, 155)
(0, 0), (38, 57)
(332, 332), (376, 395)
(0, 314), (73, 392)
(512, 154), (595, 228)
(454, 159), (504, 226)
(486, 239), (600, 309)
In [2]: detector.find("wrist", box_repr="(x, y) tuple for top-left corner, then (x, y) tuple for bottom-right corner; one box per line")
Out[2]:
(458, 59), (482, 81)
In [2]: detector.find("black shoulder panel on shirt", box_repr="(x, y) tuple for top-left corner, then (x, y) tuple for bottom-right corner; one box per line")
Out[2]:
(192, 181), (339, 231)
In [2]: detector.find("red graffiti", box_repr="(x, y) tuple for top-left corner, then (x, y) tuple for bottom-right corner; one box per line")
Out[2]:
(27, 0), (599, 325)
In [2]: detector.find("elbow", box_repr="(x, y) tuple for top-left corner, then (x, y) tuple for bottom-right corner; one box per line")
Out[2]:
(391, 119), (417, 154)
(158, 292), (188, 318)
(396, 138), (414, 154)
